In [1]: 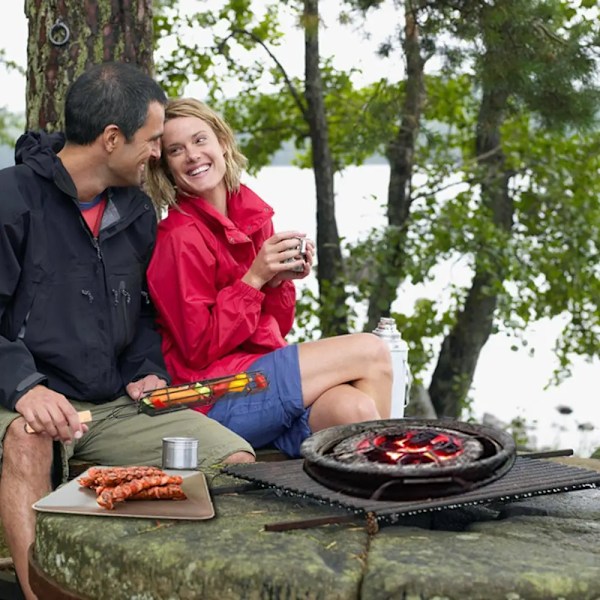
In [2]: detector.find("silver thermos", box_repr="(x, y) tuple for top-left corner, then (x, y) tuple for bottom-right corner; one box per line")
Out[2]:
(373, 317), (411, 418)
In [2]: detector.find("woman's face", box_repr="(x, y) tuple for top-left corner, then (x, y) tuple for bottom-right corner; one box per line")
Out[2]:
(162, 115), (227, 199)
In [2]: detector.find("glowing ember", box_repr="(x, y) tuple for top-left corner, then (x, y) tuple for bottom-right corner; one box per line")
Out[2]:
(331, 427), (483, 468)
(355, 430), (466, 465)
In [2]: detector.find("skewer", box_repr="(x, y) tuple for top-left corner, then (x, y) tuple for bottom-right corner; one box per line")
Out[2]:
(23, 370), (269, 433)
(264, 513), (362, 532)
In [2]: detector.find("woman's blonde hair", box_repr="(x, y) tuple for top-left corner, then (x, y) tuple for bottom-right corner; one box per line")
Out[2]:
(145, 98), (248, 213)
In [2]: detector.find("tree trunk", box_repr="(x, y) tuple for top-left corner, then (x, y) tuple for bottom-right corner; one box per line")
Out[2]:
(365, 2), (425, 332)
(25, 0), (154, 131)
(428, 81), (513, 418)
(303, 0), (348, 336)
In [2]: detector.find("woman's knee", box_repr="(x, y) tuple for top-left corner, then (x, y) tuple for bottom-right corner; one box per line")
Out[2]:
(309, 393), (380, 430)
(350, 395), (380, 421)
(352, 333), (393, 374)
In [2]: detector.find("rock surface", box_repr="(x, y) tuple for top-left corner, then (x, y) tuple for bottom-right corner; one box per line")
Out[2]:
(30, 458), (600, 600)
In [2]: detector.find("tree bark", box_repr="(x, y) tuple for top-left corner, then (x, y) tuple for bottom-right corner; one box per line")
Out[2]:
(25, 0), (154, 131)
(429, 77), (513, 418)
(303, 0), (348, 336)
(365, 1), (425, 332)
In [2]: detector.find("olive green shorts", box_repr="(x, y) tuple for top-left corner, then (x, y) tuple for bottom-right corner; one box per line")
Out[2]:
(0, 396), (254, 482)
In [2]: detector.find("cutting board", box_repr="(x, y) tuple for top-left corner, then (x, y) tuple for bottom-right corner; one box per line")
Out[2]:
(33, 468), (214, 520)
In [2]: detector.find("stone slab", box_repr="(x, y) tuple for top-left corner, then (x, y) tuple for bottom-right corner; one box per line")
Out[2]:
(27, 458), (600, 599)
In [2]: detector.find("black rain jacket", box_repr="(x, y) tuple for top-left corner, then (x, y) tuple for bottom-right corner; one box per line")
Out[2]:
(0, 130), (169, 411)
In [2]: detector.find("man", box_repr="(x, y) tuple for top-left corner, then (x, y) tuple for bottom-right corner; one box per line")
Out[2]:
(0, 62), (254, 600)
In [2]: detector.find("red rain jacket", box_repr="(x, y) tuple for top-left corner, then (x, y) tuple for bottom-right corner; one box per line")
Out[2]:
(147, 185), (296, 413)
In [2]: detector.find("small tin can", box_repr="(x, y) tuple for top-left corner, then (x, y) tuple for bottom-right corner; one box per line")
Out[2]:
(162, 437), (198, 470)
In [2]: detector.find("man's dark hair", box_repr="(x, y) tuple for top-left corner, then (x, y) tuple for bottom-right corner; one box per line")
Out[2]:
(64, 62), (167, 145)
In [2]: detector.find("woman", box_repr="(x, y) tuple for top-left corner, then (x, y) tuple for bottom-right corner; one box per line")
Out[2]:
(145, 98), (392, 457)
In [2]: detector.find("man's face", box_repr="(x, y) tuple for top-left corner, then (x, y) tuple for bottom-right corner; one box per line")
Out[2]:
(109, 101), (165, 187)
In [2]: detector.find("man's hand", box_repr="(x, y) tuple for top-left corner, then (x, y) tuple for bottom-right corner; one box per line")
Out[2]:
(126, 374), (167, 402)
(15, 385), (88, 444)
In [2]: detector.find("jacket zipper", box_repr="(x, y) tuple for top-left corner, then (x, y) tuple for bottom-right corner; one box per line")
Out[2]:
(119, 280), (132, 342)
(91, 236), (103, 262)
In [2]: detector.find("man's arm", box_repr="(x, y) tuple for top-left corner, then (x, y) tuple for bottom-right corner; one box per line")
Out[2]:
(0, 189), (47, 411)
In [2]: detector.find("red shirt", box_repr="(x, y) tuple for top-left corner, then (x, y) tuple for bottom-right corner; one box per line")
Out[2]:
(80, 194), (107, 237)
(147, 185), (296, 413)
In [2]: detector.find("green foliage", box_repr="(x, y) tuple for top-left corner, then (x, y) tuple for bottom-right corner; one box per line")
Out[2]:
(0, 48), (25, 76)
(390, 299), (454, 386)
(0, 108), (24, 147)
(151, 0), (599, 398)
(507, 416), (534, 450)
(290, 287), (321, 342)
(498, 124), (600, 379)
(0, 49), (25, 145)
(440, 0), (600, 129)
(220, 89), (306, 174)
(156, 1), (400, 174)
(155, 0), (290, 100)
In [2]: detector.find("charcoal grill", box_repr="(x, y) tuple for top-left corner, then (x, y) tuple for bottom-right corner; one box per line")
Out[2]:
(300, 419), (516, 500)
(222, 419), (600, 531)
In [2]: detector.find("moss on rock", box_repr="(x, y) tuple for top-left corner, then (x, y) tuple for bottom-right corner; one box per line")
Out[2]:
(29, 459), (600, 599)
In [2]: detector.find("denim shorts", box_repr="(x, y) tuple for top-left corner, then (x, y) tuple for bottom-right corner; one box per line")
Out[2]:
(208, 345), (311, 457)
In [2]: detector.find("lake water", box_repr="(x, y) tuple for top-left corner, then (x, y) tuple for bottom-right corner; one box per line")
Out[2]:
(245, 165), (600, 457)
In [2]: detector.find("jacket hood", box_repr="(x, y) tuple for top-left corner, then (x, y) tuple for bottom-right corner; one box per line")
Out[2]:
(15, 130), (66, 179)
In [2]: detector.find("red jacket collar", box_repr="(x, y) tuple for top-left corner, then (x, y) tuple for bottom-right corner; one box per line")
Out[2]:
(173, 184), (273, 240)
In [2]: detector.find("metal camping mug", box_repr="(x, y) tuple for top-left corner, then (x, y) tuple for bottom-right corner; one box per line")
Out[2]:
(282, 237), (308, 272)
(162, 437), (198, 470)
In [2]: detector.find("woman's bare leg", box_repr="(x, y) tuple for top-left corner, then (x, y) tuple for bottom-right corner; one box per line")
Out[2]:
(0, 419), (53, 600)
(221, 451), (255, 464)
(308, 383), (381, 431)
(298, 333), (392, 420)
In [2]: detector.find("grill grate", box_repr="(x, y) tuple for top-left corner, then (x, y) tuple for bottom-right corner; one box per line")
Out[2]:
(223, 457), (600, 526)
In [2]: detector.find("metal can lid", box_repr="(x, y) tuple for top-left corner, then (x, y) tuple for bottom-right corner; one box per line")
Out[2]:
(162, 437), (198, 447)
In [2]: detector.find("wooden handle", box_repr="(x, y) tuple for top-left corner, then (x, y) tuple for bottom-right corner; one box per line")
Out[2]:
(24, 410), (93, 434)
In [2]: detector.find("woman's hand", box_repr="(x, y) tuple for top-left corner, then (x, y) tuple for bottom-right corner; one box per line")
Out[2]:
(242, 231), (310, 289)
